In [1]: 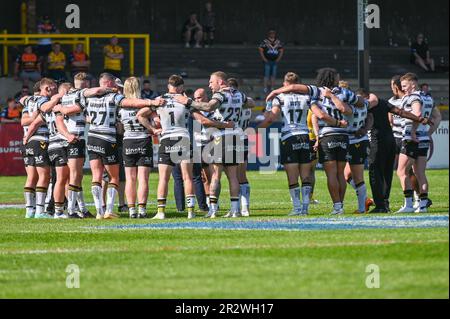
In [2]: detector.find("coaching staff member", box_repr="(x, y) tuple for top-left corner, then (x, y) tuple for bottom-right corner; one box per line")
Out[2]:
(361, 88), (431, 213)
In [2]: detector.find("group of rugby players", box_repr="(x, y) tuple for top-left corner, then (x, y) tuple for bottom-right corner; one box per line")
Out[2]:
(19, 68), (440, 220)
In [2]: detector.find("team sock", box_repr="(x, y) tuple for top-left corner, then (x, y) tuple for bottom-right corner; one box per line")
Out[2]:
(403, 190), (414, 208)
(157, 198), (167, 214)
(55, 202), (65, 216)
(347, 177), (357, 191)
(355, 182), (367, 212)
(24, 187), (36, 216)
(77, 187), (88, 213)
(301, 183), (312, 213)
(209, 195), (218, 213)
(289, 183), (301, 212)
(239, 183), (250, 213)
(44, 182), (53, 212)
(67, 184), (79, 215)
(35, 187), (48, 215)
(419, 193), (429, 209)
(230, 197), (240, 213)
(91, 182), (104, 215)
(206, 194), (210, 207)
(186, 195), (196, 214)
(106, 183), (118, 214)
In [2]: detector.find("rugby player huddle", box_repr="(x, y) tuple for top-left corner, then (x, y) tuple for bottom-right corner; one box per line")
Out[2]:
(19, 68), (438, 220)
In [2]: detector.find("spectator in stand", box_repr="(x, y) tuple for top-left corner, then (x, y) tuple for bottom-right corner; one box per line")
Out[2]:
(37, 15), (59, 72)
(103, 36), (124, 79)
(410, 33), (435, 72)
(141, 79), (159, 99)
(69, 43), (91, 78)
(0, 98), (22, 123)
(14, 85), (30, 102)
(47, 42), (67, 81)
(14, 45), (41, 86)
(259, 30), (284, 93)
(183, 13), (203, 48)
(201, 2), (216, 48)
(420, 83), (431, 96)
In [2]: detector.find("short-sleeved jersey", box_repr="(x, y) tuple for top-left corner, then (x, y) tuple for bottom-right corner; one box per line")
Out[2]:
(61, 88), (86, 139)
(239, 108), (252, 141)
(209, 88), (246, 137)
(84, 93), (125, 143)
(401, 91), (434, 142)
(311, 87), (359, 138)
(259, 38), (283, 61)
(388, 96), (403, 139)
(271, 92), (310, 141)
(22, 95), (50, 142)
(347, 104), (369, 144)
(193, 111), (214, 147)
(40, 111), (65, 150)
(118, 107), (150, 140)
(156, 93), (190, 141)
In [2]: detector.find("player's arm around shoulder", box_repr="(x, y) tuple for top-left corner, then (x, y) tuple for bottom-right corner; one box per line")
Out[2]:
(174, 94), (222, 112)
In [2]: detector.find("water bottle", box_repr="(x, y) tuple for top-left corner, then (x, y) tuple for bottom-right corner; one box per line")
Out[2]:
(440, 56), (445, 66)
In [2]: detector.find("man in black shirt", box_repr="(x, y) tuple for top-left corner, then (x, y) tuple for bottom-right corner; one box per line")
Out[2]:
(362, 88), (431, 213)
(141, 80), (159, 99)
(259, 30), (284, 93)
(410, 33), (435, 72)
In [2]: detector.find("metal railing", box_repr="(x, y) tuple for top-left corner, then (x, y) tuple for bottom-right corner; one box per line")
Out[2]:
(0, 31), (150, 77)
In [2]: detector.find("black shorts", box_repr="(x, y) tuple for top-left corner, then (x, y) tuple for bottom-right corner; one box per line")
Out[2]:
(310, 139), (318, 162)
(318, 135), (349, 164)
(87, 136), (120, 165)
(347, 140), (370, 165)
(66, 139), (86, 159)
(24, 140), (51, 167)
(400, 140), (429, 160)
(395, 137), (403, 155)
(280, 135), (311, 165)
(206, 134), (245, 166)
(158, 136), (191, 166)
(123, 138), (153, 167)
(48, 148), (68, 167)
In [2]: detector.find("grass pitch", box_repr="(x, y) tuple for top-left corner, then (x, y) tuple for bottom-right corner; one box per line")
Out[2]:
(0, 169), (448, 298)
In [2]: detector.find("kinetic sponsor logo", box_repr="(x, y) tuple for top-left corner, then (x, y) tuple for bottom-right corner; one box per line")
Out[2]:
(327, 141), (347, 149)
(87, 145), (105, 154)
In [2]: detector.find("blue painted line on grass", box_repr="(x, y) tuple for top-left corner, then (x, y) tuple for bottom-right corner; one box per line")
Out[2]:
(92, 214), (449, 232)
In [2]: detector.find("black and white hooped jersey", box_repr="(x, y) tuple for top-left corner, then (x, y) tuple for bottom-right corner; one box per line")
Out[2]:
(347, 104), (369, 144)
(193, 111), (214, 147)
(271, 92), (310, 141)
(61, 88), (86, 139)
(156, 93), (190, 141)
(239, 108), (252, 140)
(388, 96), (403, 139)
(118, 108), (150, 140)
(401, 91), (434, 142)
(210, 88), (246, 136)
(40, 111), (65, 151)
(311, 87), (359, 138)
(22, 95), (50, 142)
(84, 93), (125, 143)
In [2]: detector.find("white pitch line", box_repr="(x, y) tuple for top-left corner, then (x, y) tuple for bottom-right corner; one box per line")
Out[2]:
(0, 239), (447, 256)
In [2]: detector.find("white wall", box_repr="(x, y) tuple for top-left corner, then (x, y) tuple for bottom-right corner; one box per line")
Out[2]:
(428, 121), (449, 169)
